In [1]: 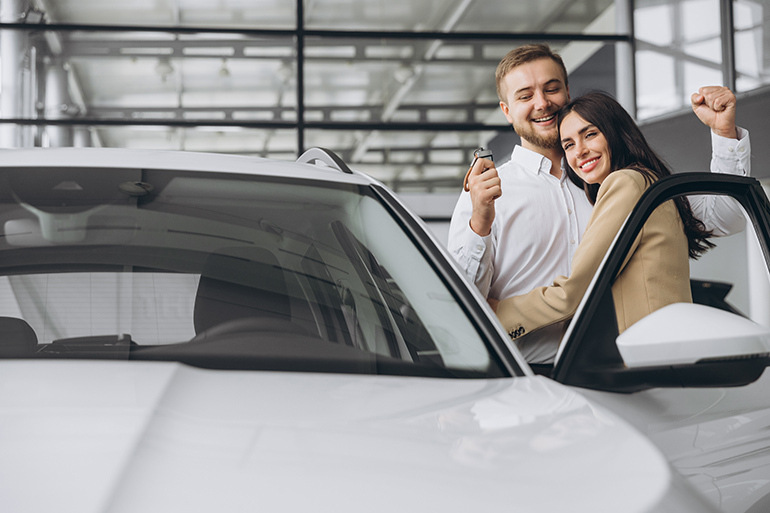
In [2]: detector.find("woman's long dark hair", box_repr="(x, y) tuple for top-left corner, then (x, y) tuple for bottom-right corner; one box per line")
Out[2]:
(558, 91), (713, 259)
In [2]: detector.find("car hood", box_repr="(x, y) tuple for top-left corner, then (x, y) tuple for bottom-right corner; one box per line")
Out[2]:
(0, 360), (704, 513)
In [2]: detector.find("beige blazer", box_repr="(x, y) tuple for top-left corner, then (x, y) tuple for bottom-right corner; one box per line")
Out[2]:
(496, 169), (692, 340)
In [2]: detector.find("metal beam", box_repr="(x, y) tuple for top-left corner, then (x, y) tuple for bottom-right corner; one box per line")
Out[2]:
(0, 117), (509, 132)
(0, 21), (630, 43)
(615, 0), (636, 118)
(0, 0), (25, 147)
(85, 101), (499, 121)
(720, 0), (736, 90)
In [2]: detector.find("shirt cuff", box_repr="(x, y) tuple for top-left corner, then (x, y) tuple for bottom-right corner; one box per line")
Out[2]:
(711, 126), (749, 165)
(466, 221), (492, 255)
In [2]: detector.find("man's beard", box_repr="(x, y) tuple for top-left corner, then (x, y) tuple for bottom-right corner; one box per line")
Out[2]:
(513, 121), (561, 150)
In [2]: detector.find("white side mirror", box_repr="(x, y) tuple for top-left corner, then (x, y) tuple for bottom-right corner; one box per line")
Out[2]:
(617, 302), (770, 368)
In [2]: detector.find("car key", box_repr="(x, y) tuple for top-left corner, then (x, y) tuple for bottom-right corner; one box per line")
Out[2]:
(463, 146), (494, 192)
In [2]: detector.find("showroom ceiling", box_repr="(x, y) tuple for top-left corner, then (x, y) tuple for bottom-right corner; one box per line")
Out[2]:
(17, 0), (618, 190)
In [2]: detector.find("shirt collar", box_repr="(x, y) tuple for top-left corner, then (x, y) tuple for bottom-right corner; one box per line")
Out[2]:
(511, 145), (566, 180)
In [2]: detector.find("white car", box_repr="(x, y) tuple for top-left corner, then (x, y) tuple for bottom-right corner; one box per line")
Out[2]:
(0, 147), (768, 513)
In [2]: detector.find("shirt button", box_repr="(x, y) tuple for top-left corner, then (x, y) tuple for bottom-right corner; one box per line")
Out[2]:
(567, 209), (573, 214)
(728, 146), (735, 153)
(738, 146), (746, 153)
(570, 239), (576, 244)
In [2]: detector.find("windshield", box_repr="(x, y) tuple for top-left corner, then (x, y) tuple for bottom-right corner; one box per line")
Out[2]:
(0, 166), (505, 378)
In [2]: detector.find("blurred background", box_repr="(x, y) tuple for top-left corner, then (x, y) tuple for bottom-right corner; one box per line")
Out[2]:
(0, 0), (766, 194)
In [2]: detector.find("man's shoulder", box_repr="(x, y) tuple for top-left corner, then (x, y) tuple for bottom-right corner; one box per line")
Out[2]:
(498, 147), (544, 179)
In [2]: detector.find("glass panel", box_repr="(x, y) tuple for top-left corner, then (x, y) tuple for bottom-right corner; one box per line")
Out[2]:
(0, 273), (198, 344)
(689, 192), (770, 328)
(38, 0), (296, 29)
(86, 127), (298, 157)
(634, 0), (724, 120)
(305, 129), (499, 193)
(304, 0), (616, 33)
(734, 0), (770, 92)
(52, 30), (296, 120)
(302, 38), (500, 118)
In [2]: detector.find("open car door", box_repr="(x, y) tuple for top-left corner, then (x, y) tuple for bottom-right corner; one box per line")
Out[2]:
(551, 172), (770, 513)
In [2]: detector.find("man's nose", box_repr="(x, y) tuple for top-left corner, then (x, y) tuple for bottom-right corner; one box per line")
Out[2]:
(533, 89), (551, 110)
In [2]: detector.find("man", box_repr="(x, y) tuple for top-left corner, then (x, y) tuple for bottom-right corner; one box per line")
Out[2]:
(447, 43), (751, 363)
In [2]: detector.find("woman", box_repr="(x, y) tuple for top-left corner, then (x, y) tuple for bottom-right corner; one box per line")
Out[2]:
(493, 91), (712, 358)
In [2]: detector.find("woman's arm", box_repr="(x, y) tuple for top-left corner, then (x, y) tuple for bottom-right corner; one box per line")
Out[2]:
(494, 170), (647, 339)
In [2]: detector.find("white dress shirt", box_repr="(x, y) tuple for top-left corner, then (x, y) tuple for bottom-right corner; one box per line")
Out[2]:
(448, 146), (593, 302)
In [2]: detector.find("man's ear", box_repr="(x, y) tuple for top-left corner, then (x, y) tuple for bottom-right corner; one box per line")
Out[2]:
(499, 101), (513, 124)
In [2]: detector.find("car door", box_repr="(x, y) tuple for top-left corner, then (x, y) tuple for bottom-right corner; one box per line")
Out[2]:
(550, 173), (770, 513)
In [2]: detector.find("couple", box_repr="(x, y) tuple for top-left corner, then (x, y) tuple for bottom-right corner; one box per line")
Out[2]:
(448, 44), (751, 364)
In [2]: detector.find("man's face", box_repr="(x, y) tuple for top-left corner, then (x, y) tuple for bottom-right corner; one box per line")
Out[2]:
(499, 58), (570, 153)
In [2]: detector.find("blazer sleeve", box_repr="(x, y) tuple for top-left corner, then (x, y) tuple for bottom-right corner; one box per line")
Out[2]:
(495, 170), (646, 339)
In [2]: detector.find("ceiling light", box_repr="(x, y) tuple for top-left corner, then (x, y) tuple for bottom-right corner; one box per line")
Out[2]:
(155, 57), (174, 82)
(219, 58), (230, 78)
(277, 62), (293, 83)
(394, 65), (414, 84)
(23, 9), (45, 24)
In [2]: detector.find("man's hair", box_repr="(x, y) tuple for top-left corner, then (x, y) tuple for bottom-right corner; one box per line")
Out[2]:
(495, 43), (569, 102)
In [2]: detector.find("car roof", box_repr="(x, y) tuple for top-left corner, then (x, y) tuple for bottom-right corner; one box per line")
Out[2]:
(0, 147), (376, 186)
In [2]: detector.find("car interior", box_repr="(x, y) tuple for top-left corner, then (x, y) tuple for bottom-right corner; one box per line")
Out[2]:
(0, 165), (506, 379)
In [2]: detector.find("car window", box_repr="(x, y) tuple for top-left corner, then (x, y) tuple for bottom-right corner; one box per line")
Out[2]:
(619, 193), (768, 331)
(0, 166), (507, 378)
(553, 178), (770, 391)
(689, 202), (769, 325)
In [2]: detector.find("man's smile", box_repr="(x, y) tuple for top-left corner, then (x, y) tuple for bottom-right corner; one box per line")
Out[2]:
(532, 113), (557, 124)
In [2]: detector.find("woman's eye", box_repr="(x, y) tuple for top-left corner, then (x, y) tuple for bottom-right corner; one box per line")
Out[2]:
(586, 131), (598, 138)
(563, 142), (574, 150)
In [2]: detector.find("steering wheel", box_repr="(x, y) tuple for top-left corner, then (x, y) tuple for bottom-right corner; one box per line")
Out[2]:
(190, 316), (310, 343)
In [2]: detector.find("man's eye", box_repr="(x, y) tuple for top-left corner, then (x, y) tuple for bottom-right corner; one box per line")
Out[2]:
(546, 88), (560, 94)
(518, 95), (532, 101)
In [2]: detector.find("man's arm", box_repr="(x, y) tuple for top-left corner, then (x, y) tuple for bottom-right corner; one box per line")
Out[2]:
(689, 86), (751, 236)
(447, 156), (500, 296)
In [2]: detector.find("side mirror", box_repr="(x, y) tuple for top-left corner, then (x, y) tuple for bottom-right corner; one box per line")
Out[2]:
(567, 302), (770, 392)
(616, 303), (770, 367)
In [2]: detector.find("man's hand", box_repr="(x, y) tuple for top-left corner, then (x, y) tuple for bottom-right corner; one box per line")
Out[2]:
(465, 157), (500, 236)
(691, 86), (739, 139)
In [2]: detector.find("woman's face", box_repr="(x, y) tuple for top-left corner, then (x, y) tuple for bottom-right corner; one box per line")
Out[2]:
(559, 111), (612, 185)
